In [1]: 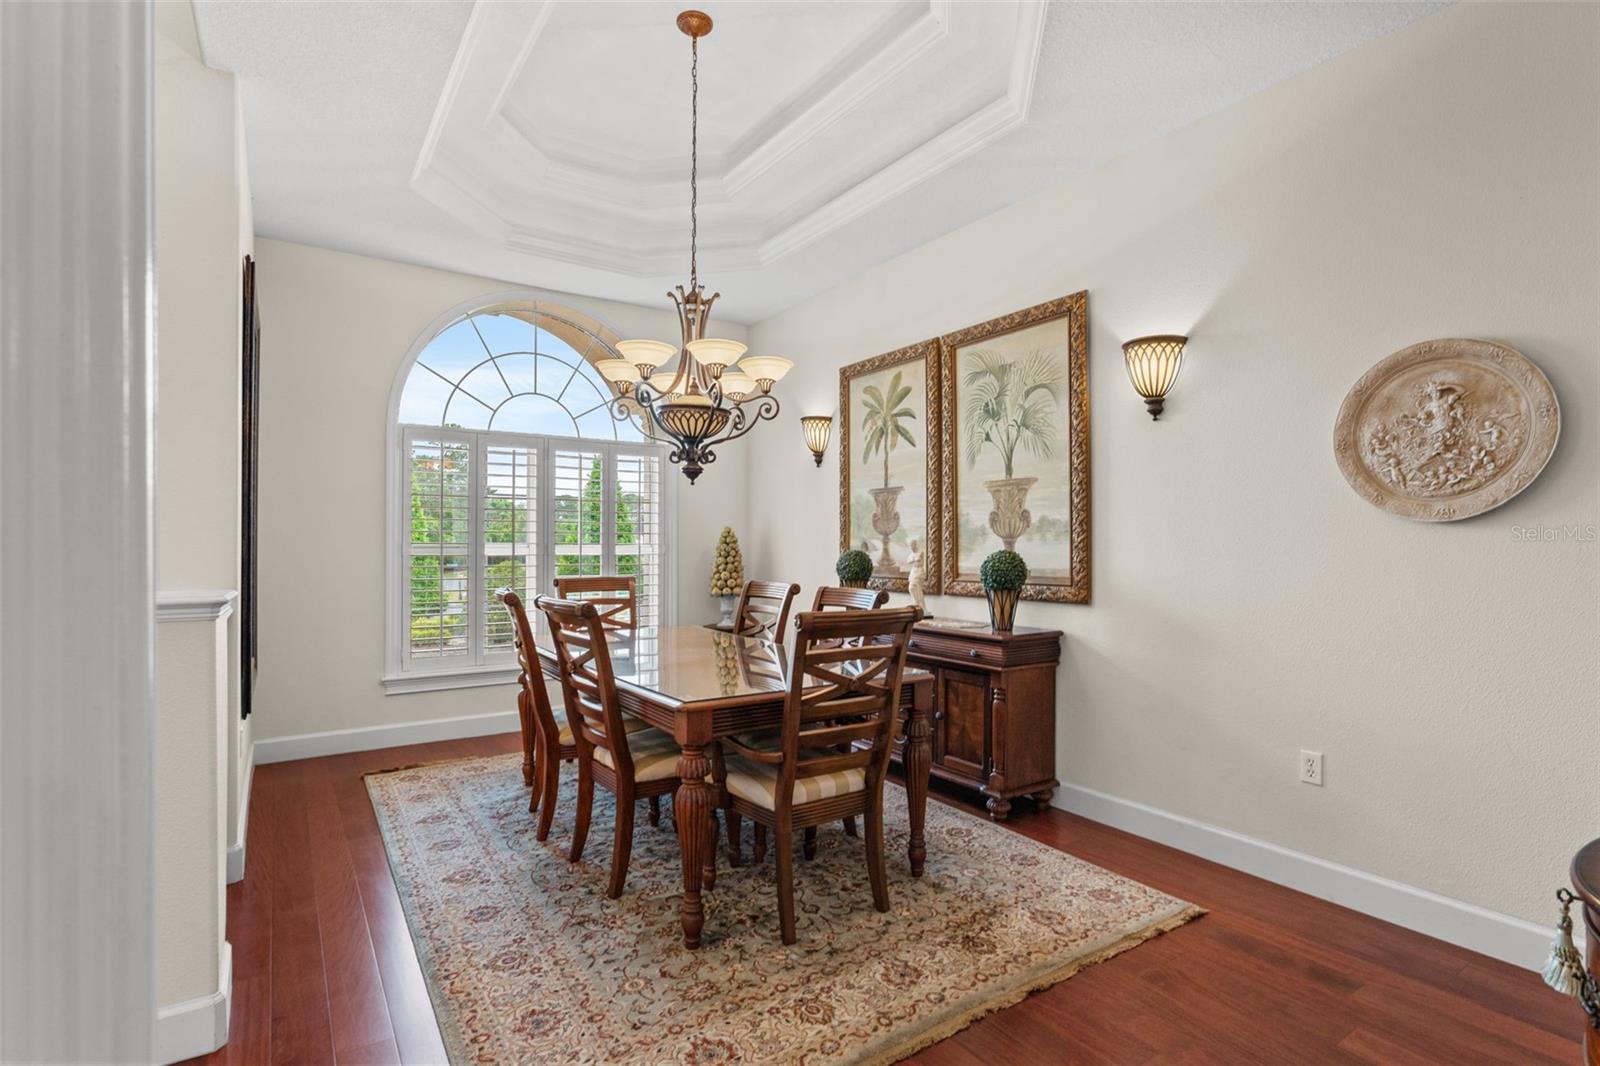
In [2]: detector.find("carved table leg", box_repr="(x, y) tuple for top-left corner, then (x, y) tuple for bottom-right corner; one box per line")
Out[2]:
(904, 680), (933, 877)
(985, 794), (1012, 821)
(1032, 788), (1055, 806)
(674, 742), (712, 949)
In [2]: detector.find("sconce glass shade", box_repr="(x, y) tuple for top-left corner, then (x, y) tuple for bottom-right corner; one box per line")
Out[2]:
(1122, 334), (1187, 420)
(616, 339), (676, 369)
(800, 415), (832, 466)
(736, 356), (794, 392)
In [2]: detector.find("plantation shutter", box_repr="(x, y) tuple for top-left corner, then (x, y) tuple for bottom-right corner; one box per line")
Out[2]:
(482, 442), (537, 655)
(551, 448), (605, 585)
(613, 450), (664, 628)
(406, 431), (473, 662)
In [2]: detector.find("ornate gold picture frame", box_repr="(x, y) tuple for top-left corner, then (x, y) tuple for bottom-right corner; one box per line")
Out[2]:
(838, 340), (942, 593)
(937, 292), (1090, 602)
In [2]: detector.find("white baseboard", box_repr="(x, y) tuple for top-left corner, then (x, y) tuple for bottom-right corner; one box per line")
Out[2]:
(156, 941), (231, 1065)
(1056, 782), (1567, 972)
(254, 710), (519, 765)
(225, 747), (254, 884)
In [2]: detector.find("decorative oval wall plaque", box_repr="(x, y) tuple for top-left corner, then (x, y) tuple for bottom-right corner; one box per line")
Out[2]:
(1334, 339), (1559, 522)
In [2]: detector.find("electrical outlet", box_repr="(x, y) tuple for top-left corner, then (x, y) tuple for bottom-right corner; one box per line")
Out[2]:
(1300, 750), (1324, 786)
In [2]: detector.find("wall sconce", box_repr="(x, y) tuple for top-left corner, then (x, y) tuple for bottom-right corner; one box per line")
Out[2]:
(1122, 335), (1188, 420)
(800, 415), (832, 466)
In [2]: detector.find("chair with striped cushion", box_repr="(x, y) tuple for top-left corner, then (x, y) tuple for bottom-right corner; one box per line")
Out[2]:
(495, 589), (651, 843)
(552, 575), (638, 630)
(713, 605), (919, 943)
(734, 580), (800, 639)
(537, 594), (698, 899)
(811, 585), (888, 612)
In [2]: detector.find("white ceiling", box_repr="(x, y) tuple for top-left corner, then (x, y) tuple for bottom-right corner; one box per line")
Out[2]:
(194, 0), (1443, 324)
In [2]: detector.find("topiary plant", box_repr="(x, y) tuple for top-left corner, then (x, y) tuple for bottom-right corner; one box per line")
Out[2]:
(835, 549), (874, 586)
(710, 527), (744, 597)
(979, 550), (1028, 592)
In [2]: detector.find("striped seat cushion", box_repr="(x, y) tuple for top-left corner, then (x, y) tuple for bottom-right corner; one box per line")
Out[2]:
(592, 726), (683, 782)
(723, 753), (866, 810)
(549, 712), (651, 748)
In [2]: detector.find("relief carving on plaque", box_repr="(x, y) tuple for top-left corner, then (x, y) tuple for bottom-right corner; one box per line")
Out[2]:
(1334, 339), (1559, 522)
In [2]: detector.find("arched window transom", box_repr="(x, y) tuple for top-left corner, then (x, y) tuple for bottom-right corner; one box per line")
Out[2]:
(397, 308), (643, 441)
(386, 301), (671, 691)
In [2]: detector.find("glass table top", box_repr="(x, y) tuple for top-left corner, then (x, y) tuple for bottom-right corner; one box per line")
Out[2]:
(535, 624), (928, 708)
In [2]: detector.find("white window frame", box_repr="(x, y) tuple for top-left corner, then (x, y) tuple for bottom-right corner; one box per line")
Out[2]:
(382, 292), (678, 695)
(384, 428), (675, 693)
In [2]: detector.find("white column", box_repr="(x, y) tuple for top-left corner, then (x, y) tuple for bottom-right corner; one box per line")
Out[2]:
(0, 2), (157, 1062)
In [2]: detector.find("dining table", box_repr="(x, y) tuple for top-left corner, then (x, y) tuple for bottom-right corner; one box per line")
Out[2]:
(534, 622), (935, 949)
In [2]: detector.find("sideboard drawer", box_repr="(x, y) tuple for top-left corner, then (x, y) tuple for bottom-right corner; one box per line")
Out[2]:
(909, 633), (1004, 669)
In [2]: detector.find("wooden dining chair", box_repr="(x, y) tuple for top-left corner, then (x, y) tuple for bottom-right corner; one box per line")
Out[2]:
(713, 605), (919, 943)
(811, 585), (888, 612)
(496, 589), (653, 842)
(734, 580), (800, 639)
(538, 594), (701, 899)
(799, 585), (888, 844)
(552, 575), (638, 630)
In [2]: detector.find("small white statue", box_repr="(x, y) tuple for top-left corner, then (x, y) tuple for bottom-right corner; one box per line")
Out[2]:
(905, 536), (925, 614)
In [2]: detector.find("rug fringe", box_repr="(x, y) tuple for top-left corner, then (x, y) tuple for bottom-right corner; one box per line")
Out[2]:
(856, 903), (1206, 1066)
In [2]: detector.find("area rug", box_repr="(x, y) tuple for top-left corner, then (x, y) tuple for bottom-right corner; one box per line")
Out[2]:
(367, 754), (1200, 1065)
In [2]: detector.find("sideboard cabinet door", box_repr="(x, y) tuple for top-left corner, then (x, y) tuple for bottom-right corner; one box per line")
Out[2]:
(935, 667), (989, 785)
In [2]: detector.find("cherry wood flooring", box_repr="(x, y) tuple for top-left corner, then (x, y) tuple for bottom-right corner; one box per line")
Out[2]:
(188, 732), (1584, 1065)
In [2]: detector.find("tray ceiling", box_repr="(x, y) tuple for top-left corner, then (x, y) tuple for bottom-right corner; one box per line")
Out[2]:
(194, 1), (1442, 322)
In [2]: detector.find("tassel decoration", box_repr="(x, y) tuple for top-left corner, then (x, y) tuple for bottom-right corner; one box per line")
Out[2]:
(1544, 889), (1587, 997)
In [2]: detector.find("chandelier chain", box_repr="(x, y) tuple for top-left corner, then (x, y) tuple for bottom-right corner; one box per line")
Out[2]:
(689, 35), (699, 291)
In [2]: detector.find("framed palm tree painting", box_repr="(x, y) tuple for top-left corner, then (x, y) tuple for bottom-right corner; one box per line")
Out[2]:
(938, 292), (1089, 602)
(839, 339), (941, 593)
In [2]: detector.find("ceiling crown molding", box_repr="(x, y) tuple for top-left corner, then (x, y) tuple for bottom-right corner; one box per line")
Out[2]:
(411, 0), (1047, 278)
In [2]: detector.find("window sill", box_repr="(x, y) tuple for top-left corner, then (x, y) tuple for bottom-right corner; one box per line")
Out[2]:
(381, 665), (521, 695)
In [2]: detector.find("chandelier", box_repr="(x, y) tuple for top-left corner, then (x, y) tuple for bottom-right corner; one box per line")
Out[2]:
(596, 9), (791, 485)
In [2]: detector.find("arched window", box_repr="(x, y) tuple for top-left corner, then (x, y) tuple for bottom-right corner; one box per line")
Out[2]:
(385, 299), (672, 691)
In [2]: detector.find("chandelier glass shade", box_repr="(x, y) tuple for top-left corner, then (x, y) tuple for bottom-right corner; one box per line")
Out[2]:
(605, 10), (792, 483)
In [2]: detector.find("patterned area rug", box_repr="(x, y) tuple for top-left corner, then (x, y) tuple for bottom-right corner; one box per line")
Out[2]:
(367, 754), (1200, 1065)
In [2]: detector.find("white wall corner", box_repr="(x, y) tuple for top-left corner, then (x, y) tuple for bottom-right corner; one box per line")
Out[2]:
(156, 589), (238, 624)
(1055, 783), (1573, 972)
(156, 940), (231, 1065)
(225, 744), (254, 884)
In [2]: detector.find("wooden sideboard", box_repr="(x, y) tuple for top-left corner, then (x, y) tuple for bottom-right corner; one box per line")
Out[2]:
(1575, 836), (1600, 1066)
(898, 618), (1062, 820)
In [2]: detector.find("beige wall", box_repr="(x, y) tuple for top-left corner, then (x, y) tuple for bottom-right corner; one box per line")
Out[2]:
(745, 2), (1599, 926)
(153, 0), (249, 1018)
(251, 239), (749, 742)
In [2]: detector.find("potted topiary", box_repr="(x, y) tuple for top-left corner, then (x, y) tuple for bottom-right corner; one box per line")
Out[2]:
(979, 550), (1027, 632)
(835, 548), (874, 588)
(710, 527), (745, 626)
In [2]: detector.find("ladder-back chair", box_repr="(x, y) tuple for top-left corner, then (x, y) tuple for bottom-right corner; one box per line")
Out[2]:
(811, 585), (888, 612)
(552, 575), (638, 630)
(713, 605), (919, 943)
(734, 580), (800, 639)
(496, 588), (651, 842)
(537, 595), (694, 899)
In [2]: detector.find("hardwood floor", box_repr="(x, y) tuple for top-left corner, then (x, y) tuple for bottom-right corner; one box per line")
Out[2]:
(188, 732), (1584, 1065)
